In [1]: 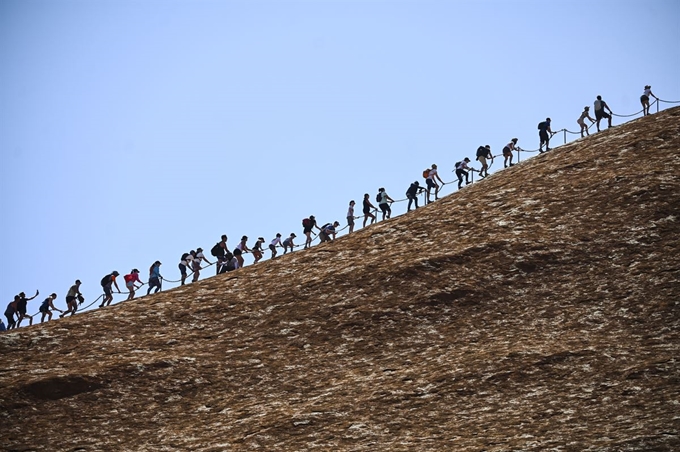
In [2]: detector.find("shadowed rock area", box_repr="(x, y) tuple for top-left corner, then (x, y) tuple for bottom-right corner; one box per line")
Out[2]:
(1, 108), (679, 451)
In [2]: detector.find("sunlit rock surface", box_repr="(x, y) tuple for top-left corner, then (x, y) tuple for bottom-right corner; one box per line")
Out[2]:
(1, 108), (679, 451)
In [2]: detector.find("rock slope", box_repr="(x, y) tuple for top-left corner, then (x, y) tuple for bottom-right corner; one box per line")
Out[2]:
(1, 108), (679, 451)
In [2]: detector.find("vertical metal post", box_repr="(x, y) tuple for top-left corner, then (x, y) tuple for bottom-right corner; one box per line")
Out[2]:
(517, 148), (520, 163)
(656, 99), (659, 113)
(563, 129), (567, 144)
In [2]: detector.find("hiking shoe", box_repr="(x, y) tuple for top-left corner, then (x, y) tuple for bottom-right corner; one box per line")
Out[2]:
(98, 303), (104, 308)
(509, 163), (514, 167)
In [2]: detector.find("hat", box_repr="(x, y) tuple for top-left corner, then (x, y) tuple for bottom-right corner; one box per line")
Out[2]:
(291, 233), (297, 238)
(310, 215), (315, 219)
(485, 145), (490, 149)
(75, 279), (82, 285)
(464, 157), (470, 162)
(333, 221), (340, 226)
(584, 106), (589, 110)
(197, 247), (203, 252)
(112, 271), (120, 276)
(132, 269), (139, 273)
(511, 138), (518, 143)
(258, 237), (264, 241)
(645, 85), (651, 89)
(276, 233), (282, 237)
(432, 164), (437, 169)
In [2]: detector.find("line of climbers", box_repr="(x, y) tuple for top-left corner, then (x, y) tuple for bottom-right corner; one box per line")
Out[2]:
(2, 86), (675, 332)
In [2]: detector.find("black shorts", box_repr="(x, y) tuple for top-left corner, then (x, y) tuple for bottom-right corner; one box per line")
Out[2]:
(149, 277), (161, 288)
(502, 146), (512, 157)
(269, 244), (276, 252)
(179, 263), (188, 276)
(347, 216), (354, 226)
(39, 305), (50, 314)
(303, 227), (313, 234)
(363, 208), (371, 215)
(595, 110), (610, 120)
(379, 203), (390, 213)
(426, 179), (436, 189)
(66, 295), (76, 304)
(640, 95), (649, 103)
(539, 131), (549, 142)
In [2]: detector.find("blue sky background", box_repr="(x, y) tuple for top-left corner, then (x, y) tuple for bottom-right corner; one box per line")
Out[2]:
(2, 0), (679, 318)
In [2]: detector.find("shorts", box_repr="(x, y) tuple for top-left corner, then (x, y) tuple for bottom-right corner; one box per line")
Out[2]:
(363, 207), (371, 215)
(149, 277), (161, 288)
(39, 305), (49, 314)
(539, 131), (549, 143)
(233, 248), (242, 256)
(379, 203), (390, 214)
(191, 261), (201, 272)
(103, 284), (113, 297)
(66, 295), (76, 305)
(502, 146), (512, 157)
(577, 119), (585, 127)
(347, 216), (354, 226)
(269, 244), (276, 252)
(303, 227), (313, 234)
(179, 263), (188, 276)
(640, 94), (649, 103)
(595, 110), (610, 120)
(126, 281), (135, 289)
(253, 249), (262, 259)
(426, 178), (436, 189)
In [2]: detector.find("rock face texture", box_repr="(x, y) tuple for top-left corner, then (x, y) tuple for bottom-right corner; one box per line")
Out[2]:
(2, 108), (680, 452)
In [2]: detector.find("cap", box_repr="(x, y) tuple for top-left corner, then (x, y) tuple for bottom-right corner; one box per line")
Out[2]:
(333, 221), (340, 226)
(75, 279), (81, 285)
(584, 106), (589, 110)
(464, 157), (470, 162)
(645, 85), (651, 89)
(197, 247), (203, 252)
(132, 268), (139, 273)
(276, 233), (282, 237)
(310, 215), (315, 219)
(485, 145), (490, 149)
(258, 237), (264, 241)
(511, 138), (518, 143)
(112, 271), (120, 276)
(51, 293), (57, 298)
(432, 164), (437, 168)
(291, 233), (297, 238)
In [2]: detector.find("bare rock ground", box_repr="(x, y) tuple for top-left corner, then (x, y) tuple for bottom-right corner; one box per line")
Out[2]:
(1, 108), (679, 451)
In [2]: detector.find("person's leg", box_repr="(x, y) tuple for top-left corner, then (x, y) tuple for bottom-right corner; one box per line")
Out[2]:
(407, 197), (413, 211)
(363, 214), (368, 227)
(607, 113), (612, 128)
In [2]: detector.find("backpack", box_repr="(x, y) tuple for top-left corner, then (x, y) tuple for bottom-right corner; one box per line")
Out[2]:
(302, 218), (312, 228)
(100, 274), (111, 286)
(538, 121), (547, 131)
(124, 274), (133, 283)
(376, 192), (382, 203)
(455, 161), (461, 169)
(181, 252), (190, 262)
(476, 146), (488, 158)
(210, 242), (223, 257)
(423, 169), (430, 178)
(321, 223), (331, 230)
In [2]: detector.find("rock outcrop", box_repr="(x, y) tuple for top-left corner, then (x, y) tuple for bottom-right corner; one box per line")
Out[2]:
(1, 108), (679, 451)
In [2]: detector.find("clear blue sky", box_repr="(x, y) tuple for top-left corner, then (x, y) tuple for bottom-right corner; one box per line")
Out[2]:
(2, 0), (679, 317)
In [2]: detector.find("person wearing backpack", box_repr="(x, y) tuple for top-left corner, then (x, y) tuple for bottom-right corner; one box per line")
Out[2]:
(40, 293), (62, 323)
(269, 233), (283, 259)
(60, 280), (83, 317)
(147, 261), (162, 295)
(319, 222), (340, 243)
(218, 251), (238, 273)
(16, 290), (39, 327)
(455, 158), (477, 189)
(191, 248), (212, 283)
(594, 95), (613, 132)
(123, 269), (143, 301)
(377, 188), (395, 220)
(538, 118), (553, 153)
(425, 164), (444, 203)
(476, 145), (493, 178)
(178, 252), (194, 285)
(210, 235), (229, 275)
(282, 233), (297, 254)
(406, 181), (425, 211)
(362, 194), (377, 227)
(502, 139), (518, 168)
(99, 271), (121, 308)
(302, 216), (320, 250)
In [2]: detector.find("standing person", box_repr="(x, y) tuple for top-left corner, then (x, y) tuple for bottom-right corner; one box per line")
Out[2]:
(282, 233), (297, 254)
(4, 296), (19, 330)
(640, 85), (658, 116)
(99, 271), (121, 307)
(235, 236), (251, 267)
(362, 194), (377, 227)
(210, 235), (229, 275)
(60, 280), (83, 317)
(425, 164), (445, 203)
(347, 200), (356, 233)
(39, 293), (62, 323)
(502, 139), (518, 168)
(16, 290), (39, 327)
(147, 261), (162, 295)
(191, 248), (212, 283)
(124, 269), (143, 300)
(302, 216), (320, 249)
(538, 118), (553, 153)
(405, 181), (425, 212)
(269, 233), (283, 259)
(319, 221), (341, 243)
(577, 107), (595, 137)
(179, 252), (194, 285)
(594, 95), (613, 131)
(252, 237), (265, 263)
(377, 188), (395, 220)
(476, 146), (493, 178)
(455, 158), (477, 189)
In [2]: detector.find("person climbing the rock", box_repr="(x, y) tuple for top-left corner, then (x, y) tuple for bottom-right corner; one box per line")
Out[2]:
(347, 200), (356, 233)
(425, 164), (444, 203)
(405, 181), (425, 211)
(538, 118), (553, 153)
(219, 250), (238, 273)
(302, 215), (321, 249)
(377, 188), (395, 220)
(577, 107), (595, 137)
(319, 221), (341, 243)
(147, 261), (162, 295)
(179, 251), (194, 285)
(476, 145), (493, 178)
(99, 271), (121, 307)
(252, 237), (265, 264)
(60, 280), (83, 317)
(124, 269), (143, 300)
(4, 296), (19, 330)
(210, 235), (229, 275)
(39, 293), (62, 323)
(269, 233), (283, 259)
(234, 236), (251, 268)
(455, 158), (477, 189)
(640, 85), (658, 116)
(282, 233), (297, 254)
(362, 194), (377, 227)
(191, 248), (211, 283)
(16, 290), (39, 327)
(502, 138), (518, 168)
(594, 95), (613, 132)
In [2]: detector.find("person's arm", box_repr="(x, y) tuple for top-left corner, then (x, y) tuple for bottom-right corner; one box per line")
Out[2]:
(387, 194), (394, 203)
(650, 90), (658, 100)
(113, 278), (121, 293)
(27, 290), (39, 301)
(50, 299), (63, 312)
(436, 173), (445, 184)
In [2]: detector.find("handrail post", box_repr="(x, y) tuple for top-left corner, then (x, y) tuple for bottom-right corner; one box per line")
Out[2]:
(657, 99), (659, 113)
(563, 129), (566, 144)
(517, 149), (520, 163)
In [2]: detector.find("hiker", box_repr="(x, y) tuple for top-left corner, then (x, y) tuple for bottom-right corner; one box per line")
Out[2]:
(455, 158), (477, 189)
(476, 145), (493, 178)
(302, 216), (320, 249)
(347, 200), (356, 233)
(4, 296), (19, 330)
(124, 269), (143, 300)
(377, 188), (395, 220)
(191, 248), (211, 283)
(16, 290), (39, 327)
(406, 181), (425, 211)
(269, 233), (283, 259)
(39, 293), (62, 323)
(60, 280), (83, 317)
(252, 237), (265, 263)
(234, 236), (251, 268)
(210, 235), (229, 275)
(577, 107), (595, 137)
(319, 221), (341, 243)
(502, 139), (518, 168)
(640, 85), (658, 116)
(99, 271), (121, 307)
(594, 95), (613, 131)
(179, 252), (194, 285)
(147, 261), (162, 295)
(362, 194), (377, 227)
(425, 164), (445, 203)
(282, 233), (297, 254)
(0, 318), (5, 332)
(538, 118), (553, 153)
(219, 250), (238, 273)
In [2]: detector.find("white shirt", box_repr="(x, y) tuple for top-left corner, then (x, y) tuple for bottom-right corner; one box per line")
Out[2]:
(271, 237), (282, 247)
(427, 168), (438, 180)
(194, 252), (206, 265)
(347, 205), (354, 218)
(456, 161), (470, 170)
(181, 254), (194, 266)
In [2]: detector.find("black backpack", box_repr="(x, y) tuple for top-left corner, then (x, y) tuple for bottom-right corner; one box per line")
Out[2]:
(100, 275), (111, 287)
(538, 121), (546, 131)
(455, 161), (461, 169)
(376, 192), (382, 203)
(181, 252), (190, 262)
(211, 242), (223, 257)
(476, 146), (487, 158)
